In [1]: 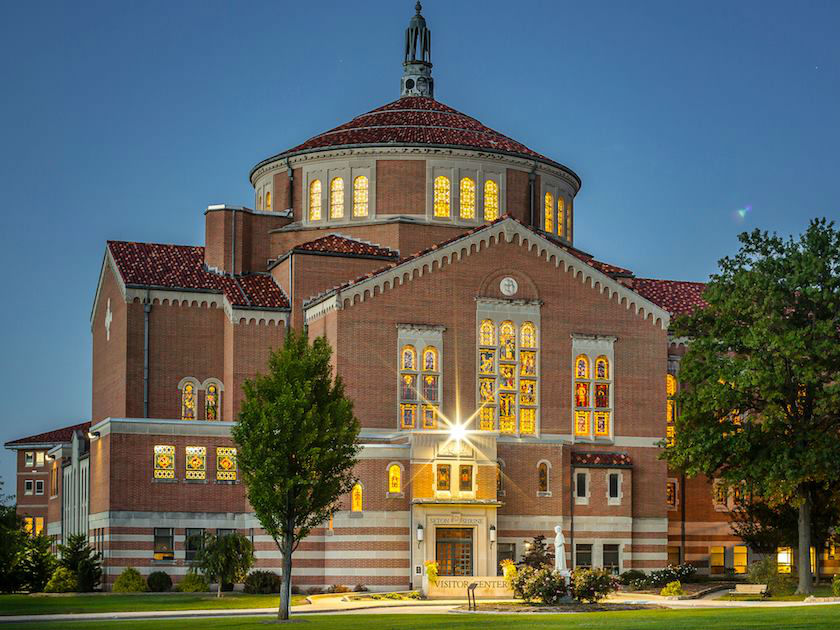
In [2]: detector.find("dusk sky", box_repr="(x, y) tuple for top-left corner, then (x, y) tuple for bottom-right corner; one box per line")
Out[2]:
(1, 0), (838, 489)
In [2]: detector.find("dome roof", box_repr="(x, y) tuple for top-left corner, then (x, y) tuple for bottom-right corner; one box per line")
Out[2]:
(251, 97), (577, 181)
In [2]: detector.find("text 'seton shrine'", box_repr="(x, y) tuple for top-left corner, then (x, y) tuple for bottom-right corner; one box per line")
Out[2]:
(6, 4), (780, 591)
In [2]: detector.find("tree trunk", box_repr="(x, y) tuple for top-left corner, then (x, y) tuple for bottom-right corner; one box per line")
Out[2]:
(279, 536), (295, 620)
(217, 578), (223, 598)
(796, 489), (814, 595)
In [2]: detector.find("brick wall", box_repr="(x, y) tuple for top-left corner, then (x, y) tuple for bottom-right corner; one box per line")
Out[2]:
(376, 160), (425, 214)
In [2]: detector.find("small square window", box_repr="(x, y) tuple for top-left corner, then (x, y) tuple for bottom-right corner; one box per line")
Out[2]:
(153, 528), (174, 561)
(575, 543), (592, 568)
(24, 480), (33, 495)
(25, 452), (34, 467)
(35, 480), (44, 495)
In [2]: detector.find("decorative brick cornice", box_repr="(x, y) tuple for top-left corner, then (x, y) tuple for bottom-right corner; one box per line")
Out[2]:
(571, 451), (632, 468)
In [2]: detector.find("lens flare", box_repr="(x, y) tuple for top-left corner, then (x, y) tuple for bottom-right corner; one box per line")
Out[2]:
(734, 204), (752, 223)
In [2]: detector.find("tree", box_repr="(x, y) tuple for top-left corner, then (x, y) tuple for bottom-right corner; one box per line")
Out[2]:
(0, 478), (26, 592)
(232, 330), (361, 620)
(193, 531), (254, 598)
(520, 534), (554, 569)
(663, 219), (840, 594)
(18, 534), (56, 592)
(59, 533), (102, 592)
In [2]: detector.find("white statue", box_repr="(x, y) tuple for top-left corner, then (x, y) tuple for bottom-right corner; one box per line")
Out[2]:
(554, 525), (567, 573)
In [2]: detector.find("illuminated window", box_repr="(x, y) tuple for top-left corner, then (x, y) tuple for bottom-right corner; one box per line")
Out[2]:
(479, 319), (496, 346)
(258, 194), (262, 210)
(36, 451), (45, 467)
(538, 462), (549, 493)
(484, 179), (499, 221)
(309, 179), (322, 221)
(216, 447), (237, 481)
(433, 175), (451, 217)
(399, 345), (417, 429)
(710, 546), (725, 574)
(459, 177), (475, 219)
(24, 517), (33, 534)
(734, 546), (748, 574)
(436, 464), (450, 491)
(459, 465), (473, 492)
(666, 479), (678, 509)
(330, 177), (344, 219)
(420, 346), (440, 428)
(154, 528), (174, 561)
(388, 465), (401, 493)
(154, 445), (175, 479)
(34, 517), (43, 536)
(181, 381), (197, 420)
(557, 198), (564, 237)
(205, 384), (220, 420)
(544, 192), (554, 233)
(777, 547), (792, 573)
(185, 446), (206, 480)
(265, 191), (271, 210)
(574, 353), (612, 439)
(353, 176), (369, 217)
(666, 374), (677, 447)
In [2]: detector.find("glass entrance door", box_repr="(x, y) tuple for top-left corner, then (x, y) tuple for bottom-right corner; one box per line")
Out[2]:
(436, 527), (473, 576)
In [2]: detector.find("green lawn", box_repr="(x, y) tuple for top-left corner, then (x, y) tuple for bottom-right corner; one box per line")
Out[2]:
(3, 608), (840, 630)
(721, 584), (835, 601)
(0, 593), (308, 616)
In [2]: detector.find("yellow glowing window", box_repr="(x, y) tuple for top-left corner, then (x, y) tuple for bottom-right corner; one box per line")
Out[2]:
(205, 384), (220, 420)
(216, 447), (237, 481)
(575, 355), (590, 380)
(422, 347), (438, 372)
(258, 194), (262, 210)
(154, 445), (175, 479)
(710, 546), (725, 574)
(34, 517), (43, 536)
(499, 393), (516, 433)
(520, 322), (536, 348)
(330, 177), (344, 219)
(353, 176), (369, 217)
(401, 345), (417, 370)
(434, 175), (451, 217)
(666, 374), (677, 397)
(459, 177), (476, 219)
(484, 179), (499, 221)
(574, 411), (590, 436)
(734, 546), (748, 574)
(181, 382), (196, 420)
(777, 547), (792, 573)
(520, 408), (536, 434)
(479, 406), (495, 431)
(479, 320), (496, 346)
(666, 480), (677, 508)
(24, 517), (33, 534)
(351, 483), (363, 512)
(422, 405), (437, 429)
(595, 356), (609, 380)
(185, 446), (206, 480)
(309, 180), (322, 221)
(400, 404), (417, 429)
(388, 465), (401, 493)
(544, 192), (554, 232)
(557, 198), (564, 237)
(265, 191), (271, 210)
(499, 321), (516, 360)
(594, 411), (610, 436)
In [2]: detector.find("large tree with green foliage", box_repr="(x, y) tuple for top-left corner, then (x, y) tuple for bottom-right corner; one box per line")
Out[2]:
(232, 330), (360, 620)
(18, 534), (56, 592)
(663, 219), (840, 594)
(59, 533), (102, 592)
(193, 531), (254, 598)
(0, 478), (26, 592)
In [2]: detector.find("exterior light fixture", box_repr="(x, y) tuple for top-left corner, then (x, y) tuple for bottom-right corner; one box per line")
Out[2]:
(416, 524), (424, 546)
(87, 431), (101, 440)
(489, 524), (496, 544)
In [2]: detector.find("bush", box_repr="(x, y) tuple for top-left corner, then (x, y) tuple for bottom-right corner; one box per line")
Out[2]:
(832, 574), (840, 597)
(571, 568), (619, 603)
(176, 572), (210, 593)
(18, 534), (56, 593)
(244, 570), (282, 594)
(626, 564), (697, 590)
(305, 586), (324, 595)
(746, 556), (794, 597)
(619, 569), (646, 586)
(291, 585), (302, 595)
(326, 584), (351, 594)
(507, 565), (569, 605)
(44, 566), (77, 593)
(59, 534), (102, 592)
(353, 584), (368, 592)
(146, 571), (172, 592)
(660, 580), (684, 597)
(112, 567), (148, 593)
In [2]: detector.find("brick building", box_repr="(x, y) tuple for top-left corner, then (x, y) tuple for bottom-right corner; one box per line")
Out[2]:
(6, 4), (793, 589)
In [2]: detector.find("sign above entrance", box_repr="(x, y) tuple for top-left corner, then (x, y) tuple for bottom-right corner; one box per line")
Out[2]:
(430, 515), (482, 525)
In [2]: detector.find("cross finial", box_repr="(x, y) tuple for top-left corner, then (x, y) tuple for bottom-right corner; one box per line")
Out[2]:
(416, 1), (422, 14)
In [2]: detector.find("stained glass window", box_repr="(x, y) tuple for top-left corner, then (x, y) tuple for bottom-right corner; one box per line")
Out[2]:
(423, 375), (438, 402)
(479, 320), (496, 346)
(400, 403), (417, 429)
(459, 177), (475, 219)
(402, 345), (416, 370)
(484, 180), (499, 221)
(154, 445), (175, 479)
(353, 175), (369, 217)
(422, 404), (437, 429)
(538, 462), (549, 493)
(666, 480), (677, 508)
(309, 179), (322, 221)
(459, 465), (473, 491)
(433, 175), (451, 217)
(520, 380), (536, 405)
(666, 374), (677, 447)
(437, 464), (450, 491)
(594, 412), (610, 436)
(205, 384), (220, 420)
(520, 351), (536, 376)
(216, 447), (237, 481)
(595, 356), (609, 380)
(595, 384), (609, 408)
(399, 343), (440, 428)
(520, 322), (536, 348)
(544, 192), (554, 233)
(265, 191), (271, 210)
(574, 411), (590, 436)
(479, 378), (495, 403)
(351, 483), (363, 511)
(185, 446), (206, 480)
(575, 355), (589, 379)
(479, 407), (495, 431)
(423, 347), (438, 372)
(388, 465), (401, 493)
(329, 177), (344, 219)
(181, 382), (196, 420)
(499, 393), (516, 433)
(574, 352), (612, 439)
(575, 381), (589, 408)
(479, 349), (495, 375)
(500, 365), (515, 390)
(557, 198), (564, 237)
(401, 374), (417, 400)
(520, 408), (536, 434)
(499, 321), (516, 360)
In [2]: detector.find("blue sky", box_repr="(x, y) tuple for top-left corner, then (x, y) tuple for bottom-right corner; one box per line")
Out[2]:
(1, 0), (838, 490)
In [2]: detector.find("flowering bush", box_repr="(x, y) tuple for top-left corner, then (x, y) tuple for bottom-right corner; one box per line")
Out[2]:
(500, 558), (517, 581)
(570, 568), (619, 603)
(627, 564), (697, 590)
(508, 566), (569, 605)
(424, 561), (439, 586)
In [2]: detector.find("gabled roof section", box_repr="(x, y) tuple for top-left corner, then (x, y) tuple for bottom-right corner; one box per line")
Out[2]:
(5, 421), (91, 448)
(294, 234), (399, 259)
(629, 278), (707, 317)
(107, 241), (289, 309)
(304, 216), (671, 330)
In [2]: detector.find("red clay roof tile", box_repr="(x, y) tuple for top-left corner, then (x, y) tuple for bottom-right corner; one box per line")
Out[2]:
(5, 421), (91, 446)
(630, 278), (707, 317)
(294, 234), (399, 258)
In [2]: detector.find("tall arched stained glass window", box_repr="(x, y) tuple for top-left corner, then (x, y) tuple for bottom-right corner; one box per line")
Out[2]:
(351, 483), (363, 512)
(479, 320), (496, 346)
(265, 191), (271, 210)
(421, 346), (439, 429)
(205, 384), (220, 421)
(434, 175), (451, 217)
(544, 192), (554, 233)
(459, 177), (476, 219)
(329, 177), (344, 219)
(557, 198), (564, 237)
(399, 345), (417, 429)
(520, 322), (536, 348)
(538, 462), (549, 493)
(593, 356), (611, 436)
(388, 464), (401, 493)
(353, 176), (369, 217)
(181, 382), (196, 421)
(573, 355), (590, 436)
(484, 180), (499, 221)
(309, 180), (322, 221)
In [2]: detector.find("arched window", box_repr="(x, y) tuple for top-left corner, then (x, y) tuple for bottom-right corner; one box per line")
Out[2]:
(593, 356), (611, 436)
(353, 176), (369, 217)
(421, 346), (439, 428)
(351, 483), (363, 512)
(595, 356), (609, 380)
(401, 345), (416, 370)
(181, 382), (197, 420)
(557, 198), (564, 237)
(459, 177), (475, 219)
(329, 177), (344, 219)
(258, 194), (262, 210)
(205, 383), (221, 420)
(388, 464), (401, 493)
(399, 345), (418, 429)
(309, 180), (322, 221)
(265, 191), (272, 211)
(479, 319), (496, 346)
(520, 322), (536, 348)
(544, 192), (554, 233)
(573, 355), (590, 437)
(434, 175), (451, 217)
(666, 374), (677, 446)
(484, 180), (499, 221)
(538, 461), (549, 493)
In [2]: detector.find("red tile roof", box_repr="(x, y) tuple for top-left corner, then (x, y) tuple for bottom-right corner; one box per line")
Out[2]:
(108, 241), (289, 309)
(253, 97), (575, 176)
(294, 234), (399, 258)
(5, 421), (91, 447)
(630, 278), (707, 317)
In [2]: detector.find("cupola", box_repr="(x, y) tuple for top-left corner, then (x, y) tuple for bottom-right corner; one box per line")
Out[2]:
(401, 2), (433, 98)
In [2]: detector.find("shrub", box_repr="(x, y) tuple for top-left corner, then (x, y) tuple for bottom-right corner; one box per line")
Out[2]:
(18, 534), (56, 593)
(176, 572), (210, 593)
(244, 570), (282, 594)
(112, 567), (148, 593)
(326, 584), (350, 593)
(146, 571), (172, 592)
(507, 564), (535, 600)
(353, 584), (368, 592)
(571, 568), (619, 603)
(626, 564), (697, 590)
(58, 534), (102, 592)
(619, 569), (646, 586)
(746, 556), (794, 596)
(832, 574), (840, 598)
(305, 586), (324, 595)
(291, 585), (303, 595)
(424, 561), (439, 585)
(660, 580), (684, 597)
(44, 566), (77, 593)
(508, 565), (569, 605)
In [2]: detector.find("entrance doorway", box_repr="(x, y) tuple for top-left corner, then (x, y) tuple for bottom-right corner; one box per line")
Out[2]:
(436, 527), (473, 576)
